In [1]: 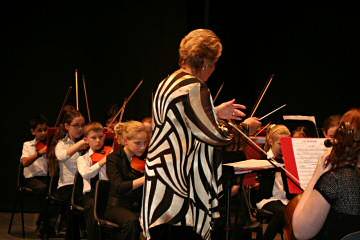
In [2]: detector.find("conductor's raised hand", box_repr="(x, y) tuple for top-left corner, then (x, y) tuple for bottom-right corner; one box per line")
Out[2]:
(215, 99), (246, 121)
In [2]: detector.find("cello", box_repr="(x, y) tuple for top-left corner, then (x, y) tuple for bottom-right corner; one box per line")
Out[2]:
(284, 194), (302, 240)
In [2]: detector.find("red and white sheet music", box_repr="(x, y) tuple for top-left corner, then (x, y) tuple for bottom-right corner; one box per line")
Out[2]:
(281, 137), (330, 194)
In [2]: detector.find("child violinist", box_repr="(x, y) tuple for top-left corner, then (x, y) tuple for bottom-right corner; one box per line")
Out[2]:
(20, 115), (49, 231)
(54, 109), (87, 201)
(105, 120), (148, 240)
(46, 109), (88, 237)
(77, 122), (110, 240)
(256, 124), (292, 240)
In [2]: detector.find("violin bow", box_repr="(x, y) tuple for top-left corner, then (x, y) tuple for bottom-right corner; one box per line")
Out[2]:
(258, 104), (287, 121)
(75, 69), (79, 111)
(54, 86), (73, 127)
(82, 74), (92, 122)
(213, 82), (224, 103)
(254, 122), (271, 137)
(250, 74), (274, 118)
(109, 79), (144, 125)
(228, 121), (303, 190)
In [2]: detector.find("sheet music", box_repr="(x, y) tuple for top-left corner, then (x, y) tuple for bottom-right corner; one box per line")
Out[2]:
(283, 115), (316, 124)
(224, 159), (282, 170)
(291, 138), (329, 189)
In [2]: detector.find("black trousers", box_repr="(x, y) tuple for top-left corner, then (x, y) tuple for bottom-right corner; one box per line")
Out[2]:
(262, 200), (285, 240)
(149, 224), (203, 240)
(23, 176), (49, 226)
(105, 204), (141, 240)
(43, 184), (73, 237)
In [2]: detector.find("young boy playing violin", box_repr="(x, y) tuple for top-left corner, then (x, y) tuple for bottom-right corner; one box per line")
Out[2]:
(77, 122), (110, 240)
(20, 115), (50, 232)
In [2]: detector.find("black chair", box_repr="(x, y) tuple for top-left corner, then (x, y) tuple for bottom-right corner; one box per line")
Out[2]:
(71, 171), (85, 212)
(242, 183), (285, 240)
(67, 171), (86, 239)
(44, 171), (70, 236)
(47, 172), (66, 205)
(94, 180), (119, 239)
(8, 163), (33, 238)
(341, 231), (360, 240)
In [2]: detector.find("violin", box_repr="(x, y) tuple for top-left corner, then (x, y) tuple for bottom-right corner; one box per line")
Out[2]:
(130, 156), (145, 173)
(243, 136), (267, 160)
(91, 146), (113, 164)
(35, 126), (59, 155)
(35, 141), (47, 155)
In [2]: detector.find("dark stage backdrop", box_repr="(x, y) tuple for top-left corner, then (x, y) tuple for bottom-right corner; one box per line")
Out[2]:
(2, 2), (358, 210)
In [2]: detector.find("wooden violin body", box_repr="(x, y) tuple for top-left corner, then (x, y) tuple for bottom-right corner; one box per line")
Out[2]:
(91, 146), (113, 164)
(131, 156), (145, 173)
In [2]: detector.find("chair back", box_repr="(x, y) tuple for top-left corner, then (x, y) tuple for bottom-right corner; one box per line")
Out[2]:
(17, 162), (33, 192)
(94, 180), (110, 223)
(17, 163), (25, 188)
(242, 184), (257, 219)
(71, 171), (84, 211)
(48, 172), (59, 197)
(242, 184), (273, 221)
(341, 231), (360, 240)
(46, 171), (69, 205)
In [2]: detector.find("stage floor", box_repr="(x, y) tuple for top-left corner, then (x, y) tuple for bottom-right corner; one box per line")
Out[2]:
(0, 212), (63, 240)
(0, 212), (283, 239)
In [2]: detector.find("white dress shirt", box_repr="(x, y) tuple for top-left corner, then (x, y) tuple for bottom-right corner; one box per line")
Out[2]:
(55, 136), (80, 188)
(20, 139), (48, 178)
(256, 149), (289, 209)
(77, 148), (108, 193)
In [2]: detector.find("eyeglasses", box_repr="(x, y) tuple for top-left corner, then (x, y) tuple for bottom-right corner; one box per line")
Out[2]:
(70, 124), (85, 129)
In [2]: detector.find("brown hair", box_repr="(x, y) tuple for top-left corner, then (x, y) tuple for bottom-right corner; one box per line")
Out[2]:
(327, 108), (360, 169)
(322, 114), (341, 136)
(47, 109), (84, 176)
(84, 122), (103, 136)
(179, 29), (222, 73)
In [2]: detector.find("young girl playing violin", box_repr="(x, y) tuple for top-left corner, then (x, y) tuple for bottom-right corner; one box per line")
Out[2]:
(105, 120), (147, 240)
(20, 115), (49, 232)
(256, 124), (292, 240)
(77, 122), (110, 240)
(46, 109), (88, 238)
(54, 109), (87, 201)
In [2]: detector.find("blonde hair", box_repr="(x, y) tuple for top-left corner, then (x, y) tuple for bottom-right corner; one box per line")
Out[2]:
(114, 121), (146, 145)
(264, 124), (291, 151)
(179, 29), (222, 72)
(84, 122), (103, 136)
